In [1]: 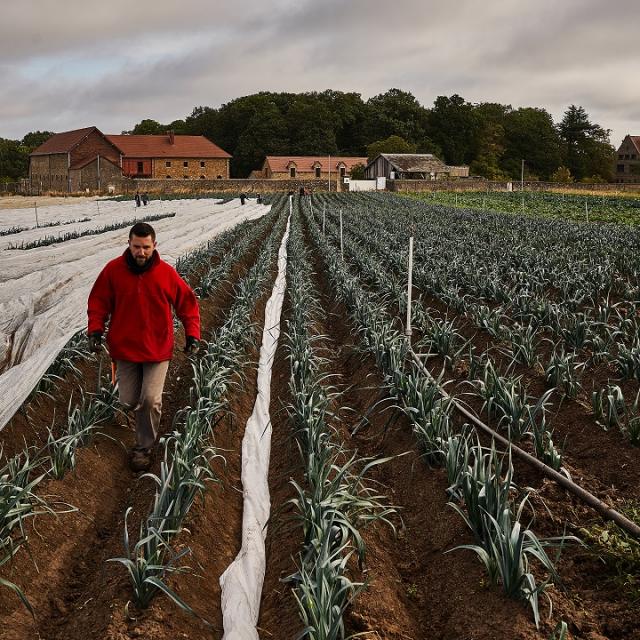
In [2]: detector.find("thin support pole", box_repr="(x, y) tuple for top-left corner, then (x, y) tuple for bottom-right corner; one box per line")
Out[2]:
(322, 204), (326, 235)
(339, 209), (344, 261)
(406, 235), (414, 336)
(34, 202), (39, 228)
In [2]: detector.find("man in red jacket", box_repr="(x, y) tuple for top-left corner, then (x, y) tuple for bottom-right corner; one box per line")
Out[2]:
(87, 222), (200, 471)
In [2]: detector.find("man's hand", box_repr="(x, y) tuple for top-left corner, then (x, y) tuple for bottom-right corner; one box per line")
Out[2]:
(88, 332), (103, 353)
(184, 336), (199, 355)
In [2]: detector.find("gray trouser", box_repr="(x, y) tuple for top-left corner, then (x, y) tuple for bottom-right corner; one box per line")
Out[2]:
(115, 360), (170, 449)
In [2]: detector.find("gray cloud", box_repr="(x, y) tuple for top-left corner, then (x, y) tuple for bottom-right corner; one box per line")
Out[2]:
(1, 0), (638, 146)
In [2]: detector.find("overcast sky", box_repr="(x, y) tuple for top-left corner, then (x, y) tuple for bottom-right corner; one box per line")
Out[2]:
(1, 0), (637, 147)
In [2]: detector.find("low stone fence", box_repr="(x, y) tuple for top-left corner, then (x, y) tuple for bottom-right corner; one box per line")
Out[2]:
(109, 177), (343, 195)
(390, 179), (640, 194)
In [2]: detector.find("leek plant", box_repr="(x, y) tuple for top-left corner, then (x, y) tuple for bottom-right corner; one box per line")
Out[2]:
(284, 208), (395, 636)
(545, 347), (583, 398)
(107, 507), (194, 613)
(452, 496), (569, 628)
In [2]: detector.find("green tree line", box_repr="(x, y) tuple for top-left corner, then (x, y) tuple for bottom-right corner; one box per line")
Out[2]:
(0, 131), (55, 184)
(2, 90), (616, 182)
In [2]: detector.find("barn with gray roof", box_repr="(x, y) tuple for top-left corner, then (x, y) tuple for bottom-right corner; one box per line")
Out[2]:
(365, 153), (469, 181)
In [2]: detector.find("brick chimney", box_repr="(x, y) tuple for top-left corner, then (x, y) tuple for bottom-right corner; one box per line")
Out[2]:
(168, 130), (175, 145)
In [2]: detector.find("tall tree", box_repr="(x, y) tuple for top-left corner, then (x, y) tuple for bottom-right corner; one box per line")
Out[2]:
(502, 108), (561, 180)
(558, 105), (614, 181)
(365, 89), (429, 145)
(127, 119), (166, 135)
(21, 131), (54, 152)
(0, 139), (29, 182)
(286, 98), (337, 156)
(233, 102), (289, 177)
(469, 102), (510, 179)
(366, 135), (417, 161)
(426, 94), (479, 165)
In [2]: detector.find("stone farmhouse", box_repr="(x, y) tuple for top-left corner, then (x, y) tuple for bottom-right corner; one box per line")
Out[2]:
(365, 153), (469, 181)
(614, 135), (640, 184)
(256, 156), (367, 181)
(29, 127), (231, 192)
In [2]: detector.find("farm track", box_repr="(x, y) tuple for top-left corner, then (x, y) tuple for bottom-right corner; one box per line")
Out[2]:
(298, 210), (542, 640)
(0, 216), (281, 639)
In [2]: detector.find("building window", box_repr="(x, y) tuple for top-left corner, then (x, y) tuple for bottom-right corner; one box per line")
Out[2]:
(200, 175), (206, 179)
(617, 164), (625, 173)
(183, 161), (189, 168)
(315, 167), (321, 178)
(166, 175), (171, 179)
(619, 154), (624, 159)
(632, 155), (637, 160)
(217, 175), (222, 179)
(137, 161), (144, 173)
(183, 175), (189, 179)
(340, 167), (346, 177)
(290, 167), (296, 178)
(200, 161), (206, 168)
(166, 161), (172, 168)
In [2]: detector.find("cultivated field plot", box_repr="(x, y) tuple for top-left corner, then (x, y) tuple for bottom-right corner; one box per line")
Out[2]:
(416, 189), (640, 225)
(0, 192), (639, 640)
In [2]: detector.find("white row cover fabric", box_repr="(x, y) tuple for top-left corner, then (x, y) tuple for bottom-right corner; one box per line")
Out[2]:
(219, 214), (291, 640)
(0, 198), (268, 432)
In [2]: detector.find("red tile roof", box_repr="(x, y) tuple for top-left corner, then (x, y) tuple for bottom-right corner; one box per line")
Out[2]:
(630, 136), (640, 153)
(31, 127), (100, 155)
(265, 156), (367, 173)
(106, 134), (231, 159)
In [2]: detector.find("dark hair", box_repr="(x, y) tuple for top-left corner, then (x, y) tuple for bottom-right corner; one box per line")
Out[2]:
(129, 222), (156, 241)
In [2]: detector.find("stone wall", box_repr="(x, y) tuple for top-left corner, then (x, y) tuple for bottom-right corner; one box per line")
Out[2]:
(29, 153), (68, 192)
(108, 177), (341, 195)
(151, 157), (229, 180)
(389, 179), (640, 193)
(70, 157), (123, 192)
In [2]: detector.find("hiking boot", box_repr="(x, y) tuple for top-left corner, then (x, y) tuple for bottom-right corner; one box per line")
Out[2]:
(129, 446), (153, 472)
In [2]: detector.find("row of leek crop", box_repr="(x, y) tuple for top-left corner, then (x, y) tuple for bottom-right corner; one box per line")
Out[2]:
(109, 199), (288, 615)
(303, 202), (573, 628)
(284, 202), (394, 639)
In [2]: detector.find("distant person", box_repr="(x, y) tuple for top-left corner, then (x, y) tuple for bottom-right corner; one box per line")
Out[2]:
(141, 193), (149, 206)
(256, 193), (262, 204)
(134, 191), (141, 207)
(299, 186), (305, 197)
(239, 193), (246, 205)
(87, 222), (201, 472)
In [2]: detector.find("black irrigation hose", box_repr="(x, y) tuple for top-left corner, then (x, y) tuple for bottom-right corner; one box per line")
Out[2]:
(408, 349), (640, 540)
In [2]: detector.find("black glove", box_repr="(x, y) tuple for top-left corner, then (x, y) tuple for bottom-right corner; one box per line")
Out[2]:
(88, 332), (103, 353)
(184, 336), (199, 355)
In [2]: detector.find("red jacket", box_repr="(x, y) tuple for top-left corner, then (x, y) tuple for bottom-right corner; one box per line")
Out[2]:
(87, 250), (200, 362)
